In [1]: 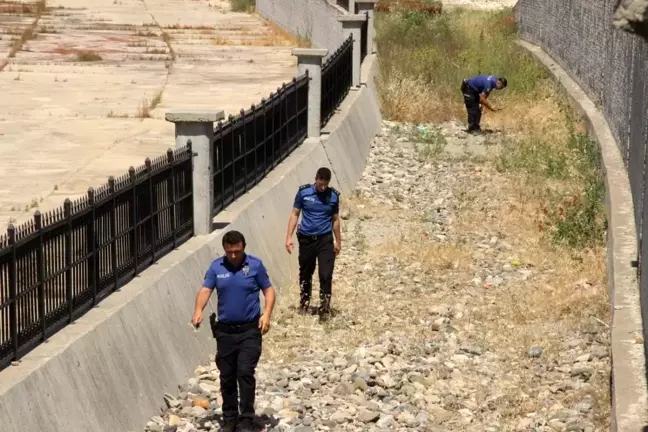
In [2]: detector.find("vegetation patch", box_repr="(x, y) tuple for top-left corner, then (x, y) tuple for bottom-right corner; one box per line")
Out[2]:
(375, 5), (609, 429)
(75, 50), (102, 61)
(229, 0), (255, 13)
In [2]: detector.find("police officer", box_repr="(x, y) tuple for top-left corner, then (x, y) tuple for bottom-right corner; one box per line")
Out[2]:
(192, 230), (276, 432)
(285, 167), (341, 322)
(460, 74), (507, 133)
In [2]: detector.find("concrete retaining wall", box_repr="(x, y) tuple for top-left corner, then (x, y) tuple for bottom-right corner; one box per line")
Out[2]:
(256, 0), (346, 56)
(517, 40), (648, 432)
(0, 53), (382, 432)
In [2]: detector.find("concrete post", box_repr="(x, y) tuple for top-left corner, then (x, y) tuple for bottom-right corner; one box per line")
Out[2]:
(164, 109), (225, 236)
(347, 0), (355, 15)
(338, 14), (366, 88)
(292, 48), (328, 138)
(356, 0), (377, 54)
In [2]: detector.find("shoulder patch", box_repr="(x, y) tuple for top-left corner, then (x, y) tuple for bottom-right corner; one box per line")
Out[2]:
(299, 183), (311, 191)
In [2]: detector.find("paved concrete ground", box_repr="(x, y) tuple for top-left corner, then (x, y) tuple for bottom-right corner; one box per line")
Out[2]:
(0, 0), (298, 229)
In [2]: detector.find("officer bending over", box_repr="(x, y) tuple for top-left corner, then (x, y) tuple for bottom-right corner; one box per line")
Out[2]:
(192, 230), (276, 432)
(285, 167), (341, 322)
(460, 74), (507, 133)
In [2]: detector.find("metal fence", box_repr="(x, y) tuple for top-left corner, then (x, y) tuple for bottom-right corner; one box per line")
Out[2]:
(0, 146), (194, 370)
(360, 11), (368, 64)
(321, 35), (353, 128)
(212, 74), (310, 215)
(517, 0), (648, 379)
(0, 24), (363, 373)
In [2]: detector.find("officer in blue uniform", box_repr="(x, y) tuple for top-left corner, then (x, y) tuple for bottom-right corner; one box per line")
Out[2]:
(460, 74), (507, 133)
(285, 167), (341, 322)
(192, 230), (276, 432)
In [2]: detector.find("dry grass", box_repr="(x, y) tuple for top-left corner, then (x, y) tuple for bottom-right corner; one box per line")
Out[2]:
(136, 90), (163, 118)
(0, 0), (45, 14)
(210, 19), (311, 48)
(75, 50), (102, 61)
(160, 31), (176, 60)
(163, 24), (213, 30)
(369, 6), (610, 427)
(375, 8), (545, 128)
(229, 0), (254, 12)
(6, 0), (46, 61)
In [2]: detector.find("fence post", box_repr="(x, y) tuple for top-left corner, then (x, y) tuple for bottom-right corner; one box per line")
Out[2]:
(292, 48), (328, 138)
(7, 224), (17, 363)
(165, 109), (225, 236)
(356, 0), (376, 55)
(339, 14), (366, 88)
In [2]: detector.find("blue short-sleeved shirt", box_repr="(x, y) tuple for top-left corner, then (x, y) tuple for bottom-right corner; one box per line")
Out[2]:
(202, 254), (272, 324)
(465, 74), (498, 94)
(293, 184), (340, 236)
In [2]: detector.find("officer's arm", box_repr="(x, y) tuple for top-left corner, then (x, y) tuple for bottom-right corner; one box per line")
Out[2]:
(286, 208), (300, 238)
(286, 190), (303, 240)
(332, 213), (341, 244)
(256, 263), (275, 319)
(194, 287), (213, 314)
(261, 286), (276, 319)
(194, 268), (216, 315)
(479, 93), (495, 111)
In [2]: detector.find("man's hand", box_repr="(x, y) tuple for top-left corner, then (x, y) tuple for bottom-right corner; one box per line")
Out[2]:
(258, 314), (271, 335)
(285, 237), (293, 254)
(191, 310), (203, 328)
(334, 240), (341, 256)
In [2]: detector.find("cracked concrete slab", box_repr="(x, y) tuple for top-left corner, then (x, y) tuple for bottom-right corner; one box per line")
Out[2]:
(0, 0), (299, 230)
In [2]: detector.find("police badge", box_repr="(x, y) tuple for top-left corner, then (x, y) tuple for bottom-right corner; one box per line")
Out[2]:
(242, 265), (249, 276)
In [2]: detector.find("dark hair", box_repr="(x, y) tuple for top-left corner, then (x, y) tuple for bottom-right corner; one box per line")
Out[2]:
(498, 77), (508, 88)
(316, 167), (332, 182)
(222, 230), (246, 247)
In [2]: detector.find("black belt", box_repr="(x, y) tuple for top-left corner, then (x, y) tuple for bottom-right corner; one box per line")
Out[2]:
(297, 231), (332, 241)
(215, 318), (259, 333)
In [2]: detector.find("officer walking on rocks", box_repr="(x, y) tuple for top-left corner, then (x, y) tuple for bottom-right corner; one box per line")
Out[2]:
(285, 167), (341, 322)
(460, 74), (507, 133)
(192, 230), (276, 432)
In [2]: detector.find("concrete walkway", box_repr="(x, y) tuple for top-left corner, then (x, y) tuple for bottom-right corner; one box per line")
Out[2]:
(0, 0), (298, 229)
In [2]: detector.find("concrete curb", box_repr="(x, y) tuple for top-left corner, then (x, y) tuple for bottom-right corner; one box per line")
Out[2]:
(517, 39), (648, 432)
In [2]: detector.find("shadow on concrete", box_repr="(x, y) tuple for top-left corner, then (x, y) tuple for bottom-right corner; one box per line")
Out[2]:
(212, 222), (231, 231)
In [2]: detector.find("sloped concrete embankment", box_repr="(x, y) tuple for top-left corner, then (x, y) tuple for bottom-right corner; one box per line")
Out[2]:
(256, 0), (347, 56)
(0, 58), (381, 432)
(517, 40), (648, 432)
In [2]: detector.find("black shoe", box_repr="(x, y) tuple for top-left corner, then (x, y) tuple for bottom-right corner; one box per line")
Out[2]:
(318, 306), (331, 323)
(237, 418), (257, 432)
(221, 419), (237, 432)
(298, 300), (310, 315)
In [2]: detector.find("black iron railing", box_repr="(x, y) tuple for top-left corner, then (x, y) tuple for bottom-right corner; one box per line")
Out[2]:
(212, 74), (309, 215)
(0, 146), (193, 371)
(321, 35), (353, 128)
(0, 21), (370, 373)
(360, 12), (368, 64)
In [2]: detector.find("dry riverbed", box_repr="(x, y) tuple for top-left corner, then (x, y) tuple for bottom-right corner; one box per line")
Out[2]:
(144, 121), (610, 432)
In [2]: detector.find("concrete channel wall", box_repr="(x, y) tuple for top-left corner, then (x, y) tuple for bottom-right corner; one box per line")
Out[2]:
(515, 36), (648, 432)
(256, 0), (347, 56)
(0, 29), (382, 432)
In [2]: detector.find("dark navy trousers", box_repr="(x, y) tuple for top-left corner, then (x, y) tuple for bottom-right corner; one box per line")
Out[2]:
(461, 80), (482, 131)
(297, 231), (335, 310)
(215, 321), (262, 422)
